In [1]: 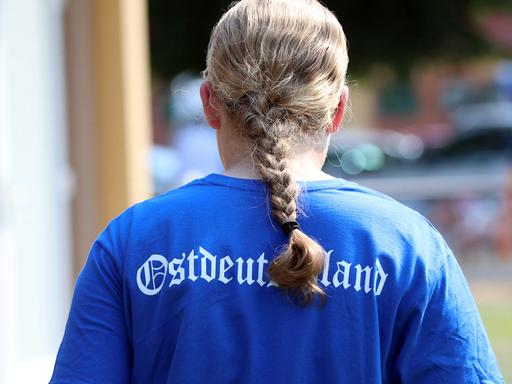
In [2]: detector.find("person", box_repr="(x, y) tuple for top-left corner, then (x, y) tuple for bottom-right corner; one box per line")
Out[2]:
(50, 0), (504, 383)
(495, 134), (512, 261)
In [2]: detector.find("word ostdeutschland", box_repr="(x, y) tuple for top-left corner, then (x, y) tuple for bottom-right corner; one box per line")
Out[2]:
(136, 247), (388, 297)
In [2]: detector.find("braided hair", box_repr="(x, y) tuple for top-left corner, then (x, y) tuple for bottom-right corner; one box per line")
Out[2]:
(204, 0), (348, 304)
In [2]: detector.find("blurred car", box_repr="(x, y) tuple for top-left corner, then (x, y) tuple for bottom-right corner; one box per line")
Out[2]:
(325, 126), (511, 200)
(325, 125), (512, 262)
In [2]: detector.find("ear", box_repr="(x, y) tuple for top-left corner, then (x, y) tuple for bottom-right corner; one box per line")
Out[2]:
(200, 81), (222, 130)
(327, 85), (349, 134)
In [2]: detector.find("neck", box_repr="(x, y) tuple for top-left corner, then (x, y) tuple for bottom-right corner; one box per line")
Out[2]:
(216, 116), (334, 181)
(222, 150), (334, 181)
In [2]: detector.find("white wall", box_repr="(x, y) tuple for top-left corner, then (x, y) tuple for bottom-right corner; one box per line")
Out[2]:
(0, 0), (72, 382)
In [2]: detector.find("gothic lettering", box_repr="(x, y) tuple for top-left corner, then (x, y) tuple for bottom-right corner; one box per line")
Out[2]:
(135, 248), (389, 297)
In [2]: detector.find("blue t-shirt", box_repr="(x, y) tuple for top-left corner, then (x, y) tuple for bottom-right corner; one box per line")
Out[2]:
(50, 173), (504, 383)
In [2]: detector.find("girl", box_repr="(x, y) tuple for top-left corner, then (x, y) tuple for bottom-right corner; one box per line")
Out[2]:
(51, 0), (504, 382)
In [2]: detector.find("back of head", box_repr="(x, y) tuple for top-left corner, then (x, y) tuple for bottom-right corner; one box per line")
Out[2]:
(204, 0), (349, 305)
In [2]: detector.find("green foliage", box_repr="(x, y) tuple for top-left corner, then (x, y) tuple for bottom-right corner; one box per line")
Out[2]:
(148, 0), (500, 80)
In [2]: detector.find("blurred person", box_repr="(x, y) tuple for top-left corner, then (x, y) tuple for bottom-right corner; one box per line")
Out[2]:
(495, 59), (512, 101)
(150, 73), (224, 195)
(50, 1), (504, 383)
(168, 73), (223, 185)
(494, 61), (512, 261)
(496, 135), (512, 261)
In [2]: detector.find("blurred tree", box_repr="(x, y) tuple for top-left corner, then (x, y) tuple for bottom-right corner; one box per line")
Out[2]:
(148, 0), (509, 80)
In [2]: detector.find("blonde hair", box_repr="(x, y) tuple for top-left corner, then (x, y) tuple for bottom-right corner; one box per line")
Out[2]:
(204, 0), (349, 305)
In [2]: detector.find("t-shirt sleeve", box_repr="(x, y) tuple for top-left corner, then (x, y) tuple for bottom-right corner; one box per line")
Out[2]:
(49, 241), (131, 383)
(395, 251), (504, 383)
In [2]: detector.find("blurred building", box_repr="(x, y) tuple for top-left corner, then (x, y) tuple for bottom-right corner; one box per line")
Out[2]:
(0, 0), (153, 382)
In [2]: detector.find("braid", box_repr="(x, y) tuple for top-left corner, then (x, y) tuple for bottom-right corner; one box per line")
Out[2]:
(204, 0), (350, 305)
(254, 137), (298, 223)
(243, 106), (326, 306)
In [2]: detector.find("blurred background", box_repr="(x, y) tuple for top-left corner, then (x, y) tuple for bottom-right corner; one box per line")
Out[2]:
(0, 0), (511, 382)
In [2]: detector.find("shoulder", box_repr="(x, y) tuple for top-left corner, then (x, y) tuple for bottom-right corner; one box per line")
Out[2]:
(93, 177), (213, 259)
(111, 176), (215, 223)
(309, 180), (451, 280)
(309, 179), (438, 239)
